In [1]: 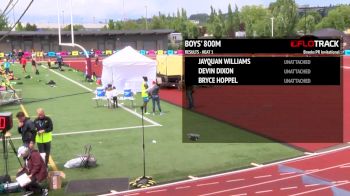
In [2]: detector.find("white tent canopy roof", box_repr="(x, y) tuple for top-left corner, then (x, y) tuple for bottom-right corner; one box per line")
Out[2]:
(103, 46), (155, 68)
(101, 46), (157, 93)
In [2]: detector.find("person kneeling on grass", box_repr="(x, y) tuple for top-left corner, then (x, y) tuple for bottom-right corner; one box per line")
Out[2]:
(17, 145), (48, 196)
(8, 71), (19, 80)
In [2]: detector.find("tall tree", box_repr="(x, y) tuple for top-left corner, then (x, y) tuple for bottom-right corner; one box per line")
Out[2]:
(186, 21), (200, 39)
(297, 14), (316, 34)
(212, 15), (224, 38)
(16, 22), (24, 31)
(107, 19), (115, 30)
(0, 11), (9, 30)
(233, 5), (240, 31)
(225, 4), (240, 38)
(25, 23), (37, 31)
(240, 5), (272, 37)
(226, 4), (235, 37)
(217, 9), (226, 35)
(316, 5), (350, 31)
(270, 0), (298, 37)
(64, 24), (84, 31)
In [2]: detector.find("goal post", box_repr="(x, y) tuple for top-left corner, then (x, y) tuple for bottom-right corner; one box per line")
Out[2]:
(56, 0), (92, 77)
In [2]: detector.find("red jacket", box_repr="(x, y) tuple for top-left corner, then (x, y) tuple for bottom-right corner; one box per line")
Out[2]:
(21, 57), (27, 65)
(25, 150), (48, 182)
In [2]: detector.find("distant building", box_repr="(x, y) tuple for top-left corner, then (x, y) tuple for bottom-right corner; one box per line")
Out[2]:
(312, 28), (350, 50)
(235, 31), (246, 38)
(0, 29), (174, 52)
(313, 28), (345, 37)
(345, 28), (350, 35)
(190, 20), (200, 25)
(297, 5), (339, 17)
(35, 23), (106, 31)
(168, 32), (183, 45)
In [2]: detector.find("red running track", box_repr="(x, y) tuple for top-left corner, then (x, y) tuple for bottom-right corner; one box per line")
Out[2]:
(106, 146), (350, 196)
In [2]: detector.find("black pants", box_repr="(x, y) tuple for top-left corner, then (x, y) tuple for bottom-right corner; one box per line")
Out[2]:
(112, 96), (118, 108)
(17, 171), (43, 194)
(186, 89), (194, 109)
(38, 142), (51, 166)
(25, 179), (43, 194)
(152, 96), (162, 113)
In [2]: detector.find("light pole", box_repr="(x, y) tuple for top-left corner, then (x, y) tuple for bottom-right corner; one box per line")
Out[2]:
(62, 10), (64, 27)
(122, 0), (125, 21)
(129, 106), (156, 189)
(271, 17), (274, 38)
(145, 5), (148, 30)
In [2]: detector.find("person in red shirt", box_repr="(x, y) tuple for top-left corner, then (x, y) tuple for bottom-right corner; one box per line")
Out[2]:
(17, 143), (48, 196)
(21, 57), (27, 73)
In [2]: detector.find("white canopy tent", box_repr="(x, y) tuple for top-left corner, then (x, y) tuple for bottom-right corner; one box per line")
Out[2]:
(101, 46), (157, 93)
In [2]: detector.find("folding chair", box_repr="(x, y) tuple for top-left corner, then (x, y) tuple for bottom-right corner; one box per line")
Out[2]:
(78, 145), (92, 168)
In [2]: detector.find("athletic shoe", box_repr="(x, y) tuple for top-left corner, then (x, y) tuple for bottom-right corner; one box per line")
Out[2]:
(42, 189), (49, 196)
(145, 112), (151, 115)
(160, 112), (164, 115)
(152, 113), (155, 116)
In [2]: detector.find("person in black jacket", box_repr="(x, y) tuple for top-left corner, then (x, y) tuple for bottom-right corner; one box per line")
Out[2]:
(16, 112), (36, 146)
(33, 108), (53, 166)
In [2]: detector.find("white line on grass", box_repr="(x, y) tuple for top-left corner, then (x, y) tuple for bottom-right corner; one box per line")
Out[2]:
(41, 65), (162, 127)
(8, 125), (158, 141)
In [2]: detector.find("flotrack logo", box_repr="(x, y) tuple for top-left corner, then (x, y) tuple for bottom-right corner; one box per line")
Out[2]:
(290, 40), (340, 48)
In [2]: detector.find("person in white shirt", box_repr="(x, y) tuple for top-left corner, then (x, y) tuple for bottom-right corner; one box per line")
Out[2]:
(105, 85), (118, 109)
(111, 87), (118, 108)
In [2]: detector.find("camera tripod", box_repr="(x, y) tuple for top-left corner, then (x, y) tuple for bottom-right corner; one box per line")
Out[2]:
(1, 131), (23, 183)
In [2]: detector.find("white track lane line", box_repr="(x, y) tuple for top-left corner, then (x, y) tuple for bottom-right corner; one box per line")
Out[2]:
(41, 65), (162, 127)
(304, 184), (320, 187)
(101, 146), (350, 196)
(280, 172), (296, 176)
(175, 186), (191, 190)
(281, 186), (298, 191)
(254, 175), (272, 179)
(290, 181), (350, 196)
(145, 189), (167, 194)
(256, 190), (273, 194)
(199, 162), (350, 196)
(226, 179), (245, 183)
(197, 182), (219, 187)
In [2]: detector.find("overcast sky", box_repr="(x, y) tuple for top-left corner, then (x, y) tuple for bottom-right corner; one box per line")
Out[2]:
(1, 0), (349, 24)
